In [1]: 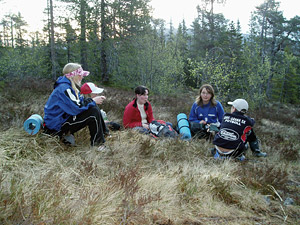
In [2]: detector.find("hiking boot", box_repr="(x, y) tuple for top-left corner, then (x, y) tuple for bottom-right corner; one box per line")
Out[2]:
(253, 151), (267, 157)
(249, 140), (267, 157)
(214, 150), (221, 159)
(107, 121), (121, 131)
(210, 148), (216, 156)
(62, 134), (75, 146)
(236, 154), (246, 161)
(213, 151), (226, 160)
(97, 145), (107, 152)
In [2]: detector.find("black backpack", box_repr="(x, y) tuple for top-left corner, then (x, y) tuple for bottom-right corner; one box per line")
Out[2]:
(149, 120), (178, 138)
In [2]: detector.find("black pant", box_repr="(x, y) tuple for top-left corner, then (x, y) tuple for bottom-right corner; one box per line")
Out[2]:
(45, 106), (108, 146)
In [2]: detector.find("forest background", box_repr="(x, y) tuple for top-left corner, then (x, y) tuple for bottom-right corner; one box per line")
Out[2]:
(0, 0), (299, 106)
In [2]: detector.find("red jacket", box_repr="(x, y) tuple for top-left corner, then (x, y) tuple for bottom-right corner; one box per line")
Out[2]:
(123, 99), (154, 128)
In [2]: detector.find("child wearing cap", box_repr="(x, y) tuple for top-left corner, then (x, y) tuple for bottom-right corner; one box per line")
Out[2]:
(212, 99), (267, 160)
(81, 82), (121, 131)
(81, 82), (106, 104)
(43, 63), (107, 150)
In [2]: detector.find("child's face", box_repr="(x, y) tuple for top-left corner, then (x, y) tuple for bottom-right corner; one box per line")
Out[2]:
(230, 106), (235, 113)
(200, 88), (212, 103)
(91, 93), (98, 98)
(136, 90), (148, 105)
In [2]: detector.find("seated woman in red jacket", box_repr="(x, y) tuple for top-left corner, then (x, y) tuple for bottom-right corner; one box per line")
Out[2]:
(123, 85), (154, 133)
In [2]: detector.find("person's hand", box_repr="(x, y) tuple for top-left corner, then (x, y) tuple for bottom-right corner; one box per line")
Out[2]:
(142, 123), (149, 130)
(199, 120), (207, 125)
(93, 96), (106, 105)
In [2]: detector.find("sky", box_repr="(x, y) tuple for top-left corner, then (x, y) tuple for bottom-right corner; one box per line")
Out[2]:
(151, 0), (299, 33)
(0, 0), (299, 34)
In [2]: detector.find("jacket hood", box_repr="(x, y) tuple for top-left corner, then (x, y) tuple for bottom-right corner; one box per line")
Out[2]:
(54, 76), (71, 89)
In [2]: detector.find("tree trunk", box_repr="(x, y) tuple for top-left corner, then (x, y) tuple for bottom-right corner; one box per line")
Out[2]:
(80, 0), (88, 70)
(10, 19), (14, 48)
(100, 0), (109, 82)
(67, 40), (71, 63)
(49, 0), (56, 81)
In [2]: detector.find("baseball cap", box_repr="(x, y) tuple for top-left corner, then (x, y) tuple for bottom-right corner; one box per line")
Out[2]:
(228, 99), (248, 113)
(80, 82), (104, 94)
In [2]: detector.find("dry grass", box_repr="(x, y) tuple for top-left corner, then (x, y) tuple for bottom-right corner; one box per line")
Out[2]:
(0, 79), (299, 224)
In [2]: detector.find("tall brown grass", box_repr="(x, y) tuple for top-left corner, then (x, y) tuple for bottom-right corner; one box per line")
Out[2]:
(0, 79), (299, 224)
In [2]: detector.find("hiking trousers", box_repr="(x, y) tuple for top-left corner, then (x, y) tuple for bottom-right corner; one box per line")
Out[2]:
(45, 106), (108, 146)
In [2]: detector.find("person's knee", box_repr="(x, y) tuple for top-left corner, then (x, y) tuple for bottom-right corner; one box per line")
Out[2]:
(190, 122), (204, 132)
(87, 106), (101, 117)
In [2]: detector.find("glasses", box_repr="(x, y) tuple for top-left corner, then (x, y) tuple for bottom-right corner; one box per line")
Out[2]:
(201, 92), (211, 96)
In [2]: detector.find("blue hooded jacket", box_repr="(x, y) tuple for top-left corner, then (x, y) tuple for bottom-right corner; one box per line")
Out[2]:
(44, 76), (96, 131)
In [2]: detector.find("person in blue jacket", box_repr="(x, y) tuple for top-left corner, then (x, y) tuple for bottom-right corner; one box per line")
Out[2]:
(43, 63), (107, 149)
(189, 84), (225, 138)
(213, 99), (267, 160)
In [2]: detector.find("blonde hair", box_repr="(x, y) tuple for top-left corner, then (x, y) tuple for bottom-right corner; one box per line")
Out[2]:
(63, 63), (81, 98)
(63, 63), (81, 74)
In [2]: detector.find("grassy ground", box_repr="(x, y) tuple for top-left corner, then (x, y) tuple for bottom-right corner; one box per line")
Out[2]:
(0, 78), (299, 224)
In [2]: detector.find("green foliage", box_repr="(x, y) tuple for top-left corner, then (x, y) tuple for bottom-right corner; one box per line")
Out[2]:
(0, 46), (50, 79)
(112, 26), (185, 94)
(0, 80), (5, 91)
(240, 44), (270, 105)
(272, 51), (300, 104)
(187, 56), (233, 102)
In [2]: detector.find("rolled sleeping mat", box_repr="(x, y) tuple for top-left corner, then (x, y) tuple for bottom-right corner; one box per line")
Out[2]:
(177, 113), (191, 140)
(23, 114), (44, 135)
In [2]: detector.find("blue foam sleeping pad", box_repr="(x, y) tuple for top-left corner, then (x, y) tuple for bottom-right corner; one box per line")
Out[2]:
(177, 113), (191, 140)
(23, 114), (44, 135)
